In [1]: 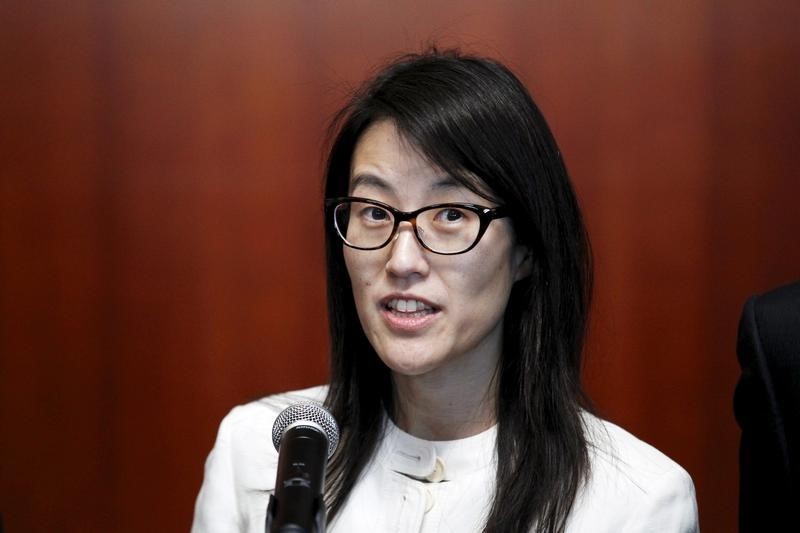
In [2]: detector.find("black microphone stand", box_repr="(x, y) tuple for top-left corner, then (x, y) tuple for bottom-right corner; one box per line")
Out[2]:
(265, 425), (329, 533)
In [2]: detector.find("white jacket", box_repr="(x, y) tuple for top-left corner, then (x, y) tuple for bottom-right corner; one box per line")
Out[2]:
(191, 385), (699, 532)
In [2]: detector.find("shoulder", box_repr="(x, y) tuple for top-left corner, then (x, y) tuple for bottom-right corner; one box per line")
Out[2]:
(753, 280), (800, 311)
(567, 413), (698, 532)
(218, 384), (330, 442)
(738, 280), (800, 371)
(583, 414), (692, 487)
(221, 385), (329, 428)
(192, 385), (329, 531)
(209, 384), (329, 488)
(212, 384), (329, 464)
(740, 280), (800, 339)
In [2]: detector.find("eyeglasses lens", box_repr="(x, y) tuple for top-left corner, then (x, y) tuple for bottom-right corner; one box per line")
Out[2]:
(334, 201), (482, 254)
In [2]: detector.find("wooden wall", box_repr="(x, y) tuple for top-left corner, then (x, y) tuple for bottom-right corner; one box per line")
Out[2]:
(2, 2), (798, 532)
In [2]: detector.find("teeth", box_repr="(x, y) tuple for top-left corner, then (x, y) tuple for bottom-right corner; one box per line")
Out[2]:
(388, 298), (432, 313)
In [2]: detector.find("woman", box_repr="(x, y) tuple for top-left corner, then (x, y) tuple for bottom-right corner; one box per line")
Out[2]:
(192, 50), (699, 533)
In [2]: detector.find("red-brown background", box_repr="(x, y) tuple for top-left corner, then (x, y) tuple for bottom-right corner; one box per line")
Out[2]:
(2, 2), (798, 532)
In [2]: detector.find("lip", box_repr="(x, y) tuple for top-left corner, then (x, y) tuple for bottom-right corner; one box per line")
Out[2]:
(379, 293), (439, 310)
(378, 293), (440, 333)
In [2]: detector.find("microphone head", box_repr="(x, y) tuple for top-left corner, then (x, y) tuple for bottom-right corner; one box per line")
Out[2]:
(272, 402), (340, 459)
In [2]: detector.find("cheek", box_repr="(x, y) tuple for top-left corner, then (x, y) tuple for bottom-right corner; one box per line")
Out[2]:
(469, 231), (516, 283)
(343, 249), (374, 296)
(454, 249), (516, 316)
(463, 266), (513, 309)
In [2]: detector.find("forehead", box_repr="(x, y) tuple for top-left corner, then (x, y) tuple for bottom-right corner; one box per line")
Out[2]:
(350, 120), (437, 185)
(349, 120), (482, 202)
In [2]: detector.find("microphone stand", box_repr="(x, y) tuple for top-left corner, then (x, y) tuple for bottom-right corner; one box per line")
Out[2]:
(265, 425), (329, 533)
(265, 493), (326, 533)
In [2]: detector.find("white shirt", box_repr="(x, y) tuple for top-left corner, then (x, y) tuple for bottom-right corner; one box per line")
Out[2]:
(191, 385), (699, 532)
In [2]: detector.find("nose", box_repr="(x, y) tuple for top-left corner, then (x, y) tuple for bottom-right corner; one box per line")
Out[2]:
(385, 221), (430, 279)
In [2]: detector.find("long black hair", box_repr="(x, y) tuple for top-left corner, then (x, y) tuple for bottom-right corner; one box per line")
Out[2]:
(322, 49), (593, 533)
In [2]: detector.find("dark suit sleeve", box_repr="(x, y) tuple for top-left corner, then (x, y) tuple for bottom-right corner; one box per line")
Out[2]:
(734, 285), (800, 533)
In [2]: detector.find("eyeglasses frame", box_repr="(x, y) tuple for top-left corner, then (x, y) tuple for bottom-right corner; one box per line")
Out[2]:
(325, 196), (508, 255)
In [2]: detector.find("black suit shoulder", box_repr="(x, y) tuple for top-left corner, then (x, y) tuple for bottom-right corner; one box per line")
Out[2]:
(749, 282), (800, 366)
(735, 280), (800, 533)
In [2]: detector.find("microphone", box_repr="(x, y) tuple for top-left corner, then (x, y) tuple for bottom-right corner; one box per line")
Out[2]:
(265, 402), (340, 533)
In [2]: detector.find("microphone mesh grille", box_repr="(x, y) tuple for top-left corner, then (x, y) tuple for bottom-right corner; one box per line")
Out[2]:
(271, 402), (340, 459)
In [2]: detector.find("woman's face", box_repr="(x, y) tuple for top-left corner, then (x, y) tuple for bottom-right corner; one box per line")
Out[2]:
(343, 120), (529, 382)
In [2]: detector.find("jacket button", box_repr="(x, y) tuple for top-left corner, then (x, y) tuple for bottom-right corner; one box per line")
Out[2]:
(424, 456), (446, 483)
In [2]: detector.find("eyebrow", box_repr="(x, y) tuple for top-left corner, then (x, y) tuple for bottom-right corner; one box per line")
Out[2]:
(350, 173), (391, 193)
(350, 173), (463, 193)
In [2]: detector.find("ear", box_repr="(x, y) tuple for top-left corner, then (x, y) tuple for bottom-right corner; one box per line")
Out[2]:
(512, 244), (533, 283)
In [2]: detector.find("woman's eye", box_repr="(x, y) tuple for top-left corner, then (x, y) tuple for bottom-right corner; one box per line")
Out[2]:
(435, 208), (465, 223)
(363, 206), (390, 221)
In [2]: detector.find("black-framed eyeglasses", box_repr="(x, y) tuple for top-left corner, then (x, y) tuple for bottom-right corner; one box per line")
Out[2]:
(325, 196), (508, 255)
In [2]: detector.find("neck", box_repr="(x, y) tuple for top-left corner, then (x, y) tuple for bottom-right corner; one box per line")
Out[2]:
(391, 364), (498, 441)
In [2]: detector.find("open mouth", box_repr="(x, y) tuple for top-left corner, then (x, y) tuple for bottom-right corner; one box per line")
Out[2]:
(384, 298), (437, 317)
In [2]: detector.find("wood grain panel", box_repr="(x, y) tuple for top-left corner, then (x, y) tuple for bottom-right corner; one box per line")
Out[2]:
(2, 2), (799, 532)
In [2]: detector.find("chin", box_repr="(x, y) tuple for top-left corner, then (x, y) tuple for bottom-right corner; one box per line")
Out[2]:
(380, 352), (446, 378)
